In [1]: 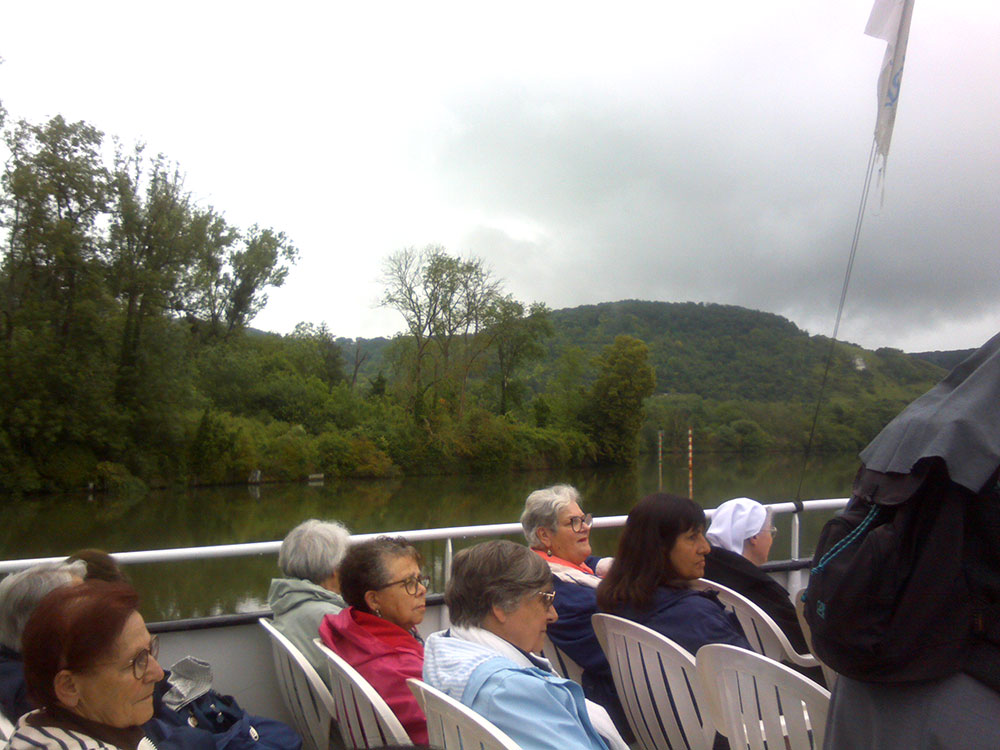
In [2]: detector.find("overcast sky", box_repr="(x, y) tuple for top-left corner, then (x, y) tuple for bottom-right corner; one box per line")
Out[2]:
(2, 1), (997, 353)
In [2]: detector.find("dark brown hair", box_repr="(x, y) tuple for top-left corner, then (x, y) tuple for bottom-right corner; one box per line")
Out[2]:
(597, 493), (706, 613)
(67, 549), (129, 583)
(21, 580), (140, 708)
(339, 536), (422, 614)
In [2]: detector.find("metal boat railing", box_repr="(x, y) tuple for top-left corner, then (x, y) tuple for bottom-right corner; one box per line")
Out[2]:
(0, 498), (848, 594)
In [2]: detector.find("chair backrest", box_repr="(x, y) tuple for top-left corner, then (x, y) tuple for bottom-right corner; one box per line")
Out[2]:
(692, 578), (818, 670)
(0, 709), (15, 742)
(697, 643), (831, 750)
(592, 613), (716, 750)
(541, 635), (585, 684)
(407, 678), (522, 750)
(258, 618), (338, 750)
(314, 639), (411, 749)
(793, 587), (839, 689)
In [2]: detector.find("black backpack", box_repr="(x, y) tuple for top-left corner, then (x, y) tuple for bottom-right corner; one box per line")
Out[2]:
(803, 459), (992, 683)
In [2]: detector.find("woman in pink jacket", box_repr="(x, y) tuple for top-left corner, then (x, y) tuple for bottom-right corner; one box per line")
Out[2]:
(319, 536), (428, 745)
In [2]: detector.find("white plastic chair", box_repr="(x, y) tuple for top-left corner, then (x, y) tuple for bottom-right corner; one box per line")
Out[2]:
(793, 587), (839, 689)
(258, 618), (340, 750)
(0, 710), (15, 742)
(314, 638), (412, 749)
(592, 613), (716, 750)
(541, 635), (585, 684)
(407, 678), (521, 750)
(692, 578), (820, 672)
(697, 643), (830, 750)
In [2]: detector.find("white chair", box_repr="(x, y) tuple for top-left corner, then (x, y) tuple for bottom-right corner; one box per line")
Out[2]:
(592, 613), (716, 750)
(541, 635), (585, 684)
(0, 710), (15, 742)
(692, 578), (820, 672)
(407, 678), (521, 750)
(314, 639), (412, 749)
(697, 643), (830, 750)
(259, 618), (341, 750)
(793, 587), (839, 689)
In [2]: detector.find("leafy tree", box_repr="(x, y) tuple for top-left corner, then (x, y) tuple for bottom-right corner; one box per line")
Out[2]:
(585, 335), (656, 464)
(489, 298), (552, 414)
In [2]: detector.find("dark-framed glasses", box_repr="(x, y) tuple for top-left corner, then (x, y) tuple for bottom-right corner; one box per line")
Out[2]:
(127, 634), (159, 679)
(566, 513), (593, 533)
(379, 575), (430, 596)
(536, 591), (556, 607)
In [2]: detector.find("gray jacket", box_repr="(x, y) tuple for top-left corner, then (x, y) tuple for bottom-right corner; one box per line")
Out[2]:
(267, 577), (346, 681)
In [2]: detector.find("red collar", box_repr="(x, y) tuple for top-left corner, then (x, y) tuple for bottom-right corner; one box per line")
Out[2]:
(533, 547), (594, 575)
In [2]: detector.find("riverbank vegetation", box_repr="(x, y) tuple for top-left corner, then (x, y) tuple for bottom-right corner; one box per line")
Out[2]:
(0, 109), (947, 494)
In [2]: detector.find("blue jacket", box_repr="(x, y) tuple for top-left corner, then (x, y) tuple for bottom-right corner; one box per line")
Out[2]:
(546, 557), (630, 738)
(423, 631), (608, 750)
(0, 646), (30, 721)
(617, 586), (751, 656)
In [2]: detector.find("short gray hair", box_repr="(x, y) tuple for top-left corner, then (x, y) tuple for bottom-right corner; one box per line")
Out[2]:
(0, 561), (86, 651)
(278, 519), (351, 584)
(520, 484), (581, 548)
(446, 540), (552, 627)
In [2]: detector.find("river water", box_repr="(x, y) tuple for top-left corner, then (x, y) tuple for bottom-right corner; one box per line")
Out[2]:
(0, 452), (860, 621)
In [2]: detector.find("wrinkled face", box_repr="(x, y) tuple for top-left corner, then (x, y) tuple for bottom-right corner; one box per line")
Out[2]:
(545, 501), (592, 565)
(669, 526), (711, 581)
(745, 526), (774, 566)
(496, 588), (558, 654)
(64, 611), (164, 727)
(369, 555), (427, 631)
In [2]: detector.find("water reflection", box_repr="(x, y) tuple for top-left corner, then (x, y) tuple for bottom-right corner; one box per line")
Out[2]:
(0, 453), (859, 621)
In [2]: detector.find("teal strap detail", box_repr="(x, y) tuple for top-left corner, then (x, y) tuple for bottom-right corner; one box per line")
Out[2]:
(811, 503), (882, 576)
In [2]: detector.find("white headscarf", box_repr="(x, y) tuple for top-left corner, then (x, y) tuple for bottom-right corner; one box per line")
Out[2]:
(706, 497), (767, 554)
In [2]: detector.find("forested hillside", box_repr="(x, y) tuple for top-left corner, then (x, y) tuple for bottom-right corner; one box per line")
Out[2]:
(0, 108), (951, 495)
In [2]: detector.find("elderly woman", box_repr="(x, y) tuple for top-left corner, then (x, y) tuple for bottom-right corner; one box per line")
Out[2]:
(703, 497), (810, 656)
(597, 493), (750, 657)
(0, 561), (85, 721)
(320, 536), (428, 745)
(7, 580), (171, 750)
(423, 540), (627, 750)
(267, 518), (351, 678)
(520, 484), (628, 738)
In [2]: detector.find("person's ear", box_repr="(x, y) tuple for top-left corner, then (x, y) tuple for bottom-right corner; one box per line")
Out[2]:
(535, 526), (554, 551)
(491, 604), (509, 625)
(53, 669), (81, 708)
(364, 589), (380, 613)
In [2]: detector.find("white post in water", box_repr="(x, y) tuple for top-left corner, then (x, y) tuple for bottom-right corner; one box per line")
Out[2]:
(657, 429), (664, 491)
(688, 428), (694, 499)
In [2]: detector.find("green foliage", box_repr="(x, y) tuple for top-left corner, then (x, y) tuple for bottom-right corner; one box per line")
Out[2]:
(585, 335), (656, 464)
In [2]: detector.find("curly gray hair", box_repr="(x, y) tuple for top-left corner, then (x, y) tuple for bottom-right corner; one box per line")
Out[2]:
(520, 484), (581, 548)
(278, 519), (351, 584)
(0, 560), (86, 651)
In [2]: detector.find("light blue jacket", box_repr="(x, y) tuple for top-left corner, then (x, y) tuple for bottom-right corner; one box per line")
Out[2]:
(422, 631), (608, 750)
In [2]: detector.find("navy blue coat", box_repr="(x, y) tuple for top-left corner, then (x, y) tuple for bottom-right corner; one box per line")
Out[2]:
(0, 646), (30, 721)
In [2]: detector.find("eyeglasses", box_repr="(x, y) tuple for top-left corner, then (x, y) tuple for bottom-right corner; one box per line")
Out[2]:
(767, 526), (778, 537)
(127, 634), (159, 680)
(536, 591), (556, 608)
(564, 513), (593, 533)
(378, 575), (430, 596)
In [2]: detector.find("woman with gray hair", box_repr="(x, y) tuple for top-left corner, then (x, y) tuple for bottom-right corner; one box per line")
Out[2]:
(267, 518), (351, 678)
(0, 560), (85, 720)
(703, 497), (811, 659)
(423, 540), (625, 750)
(519, 485), (629, 740)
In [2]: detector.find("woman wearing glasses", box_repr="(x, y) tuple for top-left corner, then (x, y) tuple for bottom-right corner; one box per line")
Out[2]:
(423, 540), (624, 750)
(703, 497), (817, 681)
(8, 580), (192, 750)
(520, 485), (630, 740)
(320, 536), (428, 745)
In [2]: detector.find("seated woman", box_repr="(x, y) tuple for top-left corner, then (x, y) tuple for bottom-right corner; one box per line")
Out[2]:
(703, 497), (811, 655)
(320, 536), (428, 745)
(597, 493), (751, 657)
(520, 484), (629, 739)
(268, 519), (351, 679)
(8, 579), (212, 750)
(423, 540), (626, 750)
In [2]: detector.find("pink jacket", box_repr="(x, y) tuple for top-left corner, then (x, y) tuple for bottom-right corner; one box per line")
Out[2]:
(319, 607), (427, 745)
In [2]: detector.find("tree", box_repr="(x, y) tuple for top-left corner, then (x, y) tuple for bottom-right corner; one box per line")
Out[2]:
(222, 225), (297, 333)
(489, 298), (552, 414)
(380, 246), (502, 416)
(585, 335), (656, 464)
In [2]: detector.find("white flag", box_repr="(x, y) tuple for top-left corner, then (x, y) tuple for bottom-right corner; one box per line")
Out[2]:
(865, 0), (915, 170)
